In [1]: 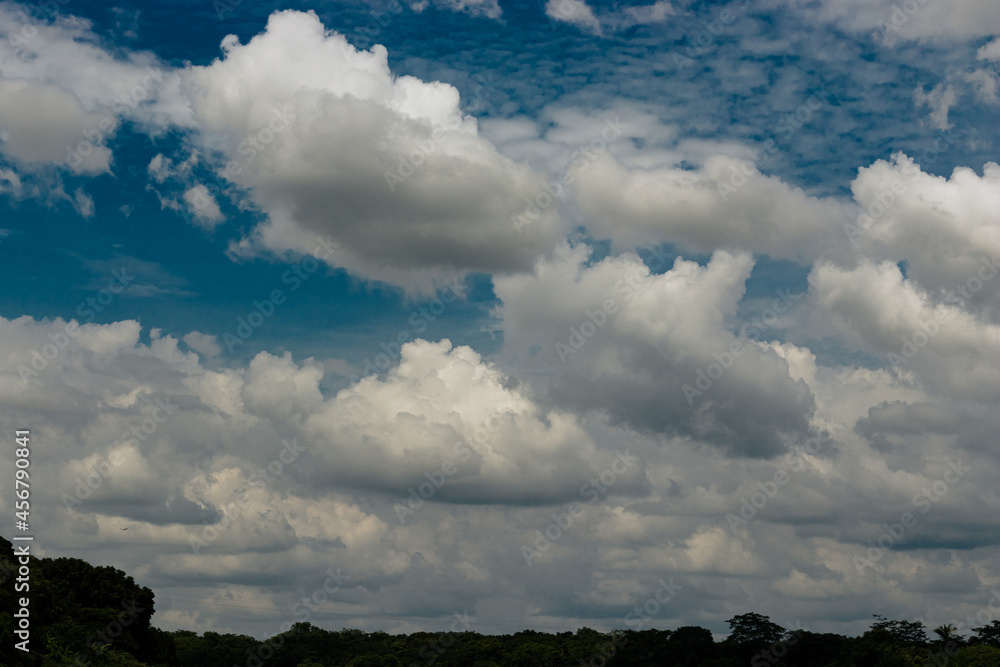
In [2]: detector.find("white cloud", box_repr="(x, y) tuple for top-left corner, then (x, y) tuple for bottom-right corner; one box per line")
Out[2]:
(978, 38), (1000, 61)
(175, 10), (561, 294)
(391, 0), (501, 18)
(846, 153), (1000, 307)
(0, 167), (22, 197)
(963, 68), (1000, 105)
(182, 331), (222, 359)
(782, 0), (1000, 42)
(3, 0), (1000, 641)
(619, 0), (674, 28)
(71, 188), (94, 218)
(546, 0), (603, 35)
(808, 260), (1000, 401)
(545, 0), (674, 35)
(493, 245), (818, 457)
(0, 315), (642, 517)
(288, 339), (643, 502)
(1, 312), (999, 637)
(182, 185), (224, 229)
(0, 4), (168, 175)
(571, 152), (851, 263)
(0, 78), (113, 174)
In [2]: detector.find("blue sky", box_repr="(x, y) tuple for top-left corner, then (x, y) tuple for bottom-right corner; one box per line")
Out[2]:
(1, 0), (1000, 642)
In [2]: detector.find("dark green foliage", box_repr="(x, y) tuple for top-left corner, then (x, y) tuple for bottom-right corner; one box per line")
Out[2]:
(868, 615), (929, 645)
(951, 645), (1000, 666)
(971, 620), (1000, 648)
(722, 612), (788, 663)
(0, 534), (174, 667)
(725, 612), (787, 646)
(4, 537), (990, 667)
(780, 631), (851, 665)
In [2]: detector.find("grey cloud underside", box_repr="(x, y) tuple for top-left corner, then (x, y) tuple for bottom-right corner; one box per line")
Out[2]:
(260, 98), (557, 274)
(493, 249), (818, 459)
(546, 341), (816, 458)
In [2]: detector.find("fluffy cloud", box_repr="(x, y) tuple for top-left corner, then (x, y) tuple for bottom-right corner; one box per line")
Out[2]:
(1, 311), (999, 637)
(808, 260), (1000, 401)
(272, 339), (646, 503)
(1, 7), (563, 285)
(0, 4), (167, 175)
(0, 79), (113, 174)
(175, 10), (561, 294)
(570, 152), (851, 263)
(0, 315), (643, 525)
(846, 153), (1000, 309)
(0, 313), (654, 631)
(493, 245), (817, 457)
(3, 0), (1000, 642)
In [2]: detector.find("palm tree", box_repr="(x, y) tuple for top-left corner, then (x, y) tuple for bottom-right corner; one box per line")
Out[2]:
(933, 623), (958, 645)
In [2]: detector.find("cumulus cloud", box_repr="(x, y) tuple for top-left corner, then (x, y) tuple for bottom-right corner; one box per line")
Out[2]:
(268, 339), (646, 503)
(173, 10), (561, 294)
(1, 311), (999, 637)
(808, 260), (1000, 401)
(182, 332), (222, 359)
(0, 79), (113, 174)
(0, 314), (659, 623)
(846, 153), (1000, 309)
(0, 4), (167, 175)
(493, 245), (818, 457)
(570, 152), (851, 263)
(0, 316), (643, 524)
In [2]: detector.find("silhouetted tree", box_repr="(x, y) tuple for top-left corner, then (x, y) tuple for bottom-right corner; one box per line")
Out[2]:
(665, 625), (717, 666)
(971, 620), (1000, 648)
(934, 622), (961, 645)
(9, 536), (998, 667)
(869, 614), (929, 644)
(725, 612), (786, 645)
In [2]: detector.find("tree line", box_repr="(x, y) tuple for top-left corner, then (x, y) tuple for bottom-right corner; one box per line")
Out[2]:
(3, 536), (1000, 666)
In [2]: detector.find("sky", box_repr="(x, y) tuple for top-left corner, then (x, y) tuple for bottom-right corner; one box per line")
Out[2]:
(1, 0), (999, 642)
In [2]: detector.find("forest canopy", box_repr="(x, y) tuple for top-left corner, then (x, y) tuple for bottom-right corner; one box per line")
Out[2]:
(3, 536), (1000, 667)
